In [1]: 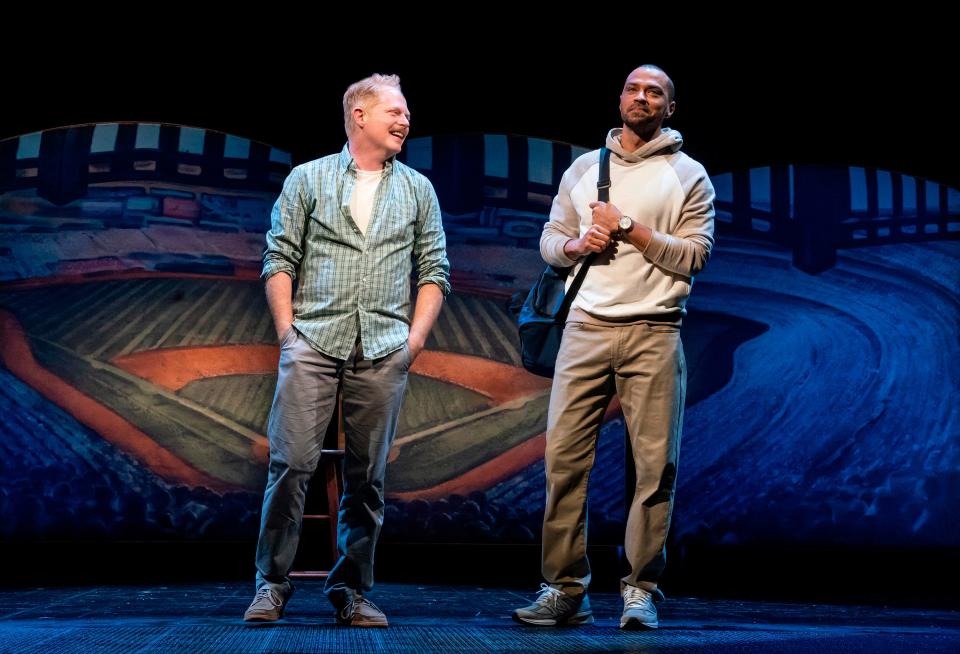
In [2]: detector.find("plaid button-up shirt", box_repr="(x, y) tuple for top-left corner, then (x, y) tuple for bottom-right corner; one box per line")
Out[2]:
(262, 145), (450, 360)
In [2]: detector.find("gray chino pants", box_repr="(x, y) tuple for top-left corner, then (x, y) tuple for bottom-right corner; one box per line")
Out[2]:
(254, 327), (410, 606)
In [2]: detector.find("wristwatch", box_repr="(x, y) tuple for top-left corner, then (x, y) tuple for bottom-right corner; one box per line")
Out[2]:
(618, 215), (634, 234)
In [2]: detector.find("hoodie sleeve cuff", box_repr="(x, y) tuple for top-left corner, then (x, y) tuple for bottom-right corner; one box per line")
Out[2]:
(542, 234), (578, 267)
(641, 229), (668, 262)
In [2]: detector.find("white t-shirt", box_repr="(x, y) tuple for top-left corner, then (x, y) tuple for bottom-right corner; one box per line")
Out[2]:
(350, 168), (384, 236)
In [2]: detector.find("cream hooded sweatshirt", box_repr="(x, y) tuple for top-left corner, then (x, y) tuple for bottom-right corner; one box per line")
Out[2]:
(541, 127), (715, 321)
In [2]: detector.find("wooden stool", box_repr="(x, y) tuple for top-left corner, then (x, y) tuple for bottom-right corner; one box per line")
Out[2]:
(289, 388), (344, 579)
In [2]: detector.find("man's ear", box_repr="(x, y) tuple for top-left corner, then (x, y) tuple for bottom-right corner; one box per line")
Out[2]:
(664, 100), (676, 120)
(353, 107), (366, 129)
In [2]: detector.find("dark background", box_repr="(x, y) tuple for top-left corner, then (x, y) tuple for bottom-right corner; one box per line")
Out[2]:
(3, 17), (956, 188)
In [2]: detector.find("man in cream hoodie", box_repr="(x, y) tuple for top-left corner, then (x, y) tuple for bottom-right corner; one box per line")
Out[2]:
(513, 65), (715, 630)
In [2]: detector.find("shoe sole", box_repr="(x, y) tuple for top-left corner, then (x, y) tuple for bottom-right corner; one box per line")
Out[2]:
(512, 612), (594, 626)
(243, 612), (283, 622)
(620, 616), (657, 630)
(335, 610), (389, 627)
(336, 616), (389, 628)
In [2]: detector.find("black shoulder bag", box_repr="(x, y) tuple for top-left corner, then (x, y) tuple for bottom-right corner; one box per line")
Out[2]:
(517, 147), (611, 377)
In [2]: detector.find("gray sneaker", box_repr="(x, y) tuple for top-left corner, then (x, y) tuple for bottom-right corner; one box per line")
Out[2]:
(243, 586), (291, 622)
(513, 583), (594, 626)
(336, 596), (389, 628)
(620, 585), (658, 629)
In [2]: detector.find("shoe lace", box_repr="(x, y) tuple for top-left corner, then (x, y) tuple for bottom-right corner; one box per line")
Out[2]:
(253, 587), (281, 608)
(535, 583), (565, 607)
(356, 596), (383, 613)
(341, 595), (382, 618)
(623, 586), (652, 609)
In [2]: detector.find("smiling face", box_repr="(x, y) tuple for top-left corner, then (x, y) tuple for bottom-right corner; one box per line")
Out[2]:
(352, 86), (411, 160)
(619, 66), (676, 141)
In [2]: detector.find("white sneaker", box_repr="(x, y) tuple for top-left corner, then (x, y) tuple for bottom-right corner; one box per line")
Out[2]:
(620, 585), (658, 629)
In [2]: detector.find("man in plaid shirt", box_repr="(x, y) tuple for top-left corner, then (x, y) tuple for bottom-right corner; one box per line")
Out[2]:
(244, 73), (450, 627)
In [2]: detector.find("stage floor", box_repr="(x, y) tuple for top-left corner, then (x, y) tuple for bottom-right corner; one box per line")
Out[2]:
(0, 582), (957, 653)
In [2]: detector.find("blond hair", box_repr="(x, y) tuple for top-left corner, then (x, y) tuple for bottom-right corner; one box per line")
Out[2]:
(343, 74), (403, 135)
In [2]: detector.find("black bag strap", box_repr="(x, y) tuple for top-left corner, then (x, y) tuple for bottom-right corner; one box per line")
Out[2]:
(596, 146), (612, 203)
(554, 147), (611, 323)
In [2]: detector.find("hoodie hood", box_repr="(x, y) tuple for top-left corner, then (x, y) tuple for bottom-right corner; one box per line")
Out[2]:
(605, 127), (683, 163)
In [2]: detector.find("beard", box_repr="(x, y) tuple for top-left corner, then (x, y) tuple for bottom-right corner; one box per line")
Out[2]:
(621, 105), (658, 136)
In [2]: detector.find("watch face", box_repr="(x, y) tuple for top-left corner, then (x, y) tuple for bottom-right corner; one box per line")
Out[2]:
(619, 216), (631, 230)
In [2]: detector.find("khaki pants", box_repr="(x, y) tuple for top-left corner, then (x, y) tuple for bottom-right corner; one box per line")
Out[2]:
(542, 321), (685, 595)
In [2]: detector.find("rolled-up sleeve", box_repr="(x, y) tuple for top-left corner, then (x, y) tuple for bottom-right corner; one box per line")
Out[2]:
(412, 177), (451, 296)
(262, 166), (309, 281)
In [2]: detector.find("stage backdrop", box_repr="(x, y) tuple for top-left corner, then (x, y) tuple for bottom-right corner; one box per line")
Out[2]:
(1, 125), (957, 556)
